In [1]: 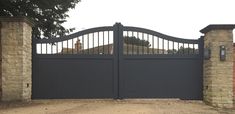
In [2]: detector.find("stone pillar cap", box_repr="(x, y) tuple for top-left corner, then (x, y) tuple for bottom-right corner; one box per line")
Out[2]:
(0, 16), (34, 27)
(200, 24), (235, 34)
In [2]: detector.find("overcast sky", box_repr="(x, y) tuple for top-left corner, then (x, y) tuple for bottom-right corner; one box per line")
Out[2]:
(63, 0), (235, 41)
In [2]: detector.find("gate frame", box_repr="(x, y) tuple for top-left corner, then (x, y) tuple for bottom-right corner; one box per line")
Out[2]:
(32, 22), (204, 100)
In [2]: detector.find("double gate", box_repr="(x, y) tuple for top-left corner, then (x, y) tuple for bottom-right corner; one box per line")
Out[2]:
(32, 23), (203, 99)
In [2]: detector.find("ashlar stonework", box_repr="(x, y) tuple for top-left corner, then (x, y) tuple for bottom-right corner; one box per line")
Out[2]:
(0, 17), (33, 101)
(201, 25), (235, 108)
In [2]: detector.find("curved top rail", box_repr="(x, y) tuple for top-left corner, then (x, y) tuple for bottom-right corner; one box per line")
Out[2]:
(123, 26), (199, 44)
(34, 26), (113, 43)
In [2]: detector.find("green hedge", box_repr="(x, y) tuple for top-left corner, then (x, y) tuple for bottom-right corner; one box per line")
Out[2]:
(124, 36), (150, 47)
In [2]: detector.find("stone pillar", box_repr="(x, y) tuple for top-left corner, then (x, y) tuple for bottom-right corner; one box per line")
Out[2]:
(233, 44), (235, 102)
(200, 25), (235, 108)
(0, 17), (33, 101)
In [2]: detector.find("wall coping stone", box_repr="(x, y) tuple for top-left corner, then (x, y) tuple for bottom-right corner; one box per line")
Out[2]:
(200, 24), (235, 34)
(0, 16), (34, 27)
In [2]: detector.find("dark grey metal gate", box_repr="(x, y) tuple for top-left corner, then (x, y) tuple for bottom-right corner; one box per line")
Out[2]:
(32, 23), (203, 99)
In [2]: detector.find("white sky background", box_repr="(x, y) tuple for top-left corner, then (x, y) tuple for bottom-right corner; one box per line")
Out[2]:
(63, 0), (235, 40)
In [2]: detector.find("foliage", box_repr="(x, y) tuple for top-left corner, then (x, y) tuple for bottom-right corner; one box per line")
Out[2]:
(167, 46), (199, 54)
(0, 0), (80, 38)
(124, 36), (151, 47)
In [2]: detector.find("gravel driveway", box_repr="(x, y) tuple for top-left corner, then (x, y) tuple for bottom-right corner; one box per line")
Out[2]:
(0, 99), (234, 114)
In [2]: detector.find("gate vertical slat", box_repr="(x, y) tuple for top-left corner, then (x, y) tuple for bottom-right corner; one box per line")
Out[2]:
(157, 37), (159, 54)
(87, 34), (89, 54)
(51, 42), (53, 54)
(193, 44), (195, 54)
(132, 32), (134, 55)
(167, 40), (169, 54)
(46, 43), (47, 54)
(137, 32), (139, 54)
(98, 32), (99, 54)
(93, 33), (95, 54)
(147, 34), (149, 54)
(76, 37), (78, 53)
(152, 35), (154, 54)
(183, 43), (185, 54)
(82, 35), (84, 54)
(127, 31), (129, 55)
(108, 31), (110, 54)
(67, 40), (68, 54)
(72, 39), (74, 54)
(142, 33), (144, 54)
(61, 41), (63, 54)
(103, 31), (105, 54)
(40, 43), (42, 54)
(162, 39), (164, 54)
(188, 43), (190, 54)
(56, 42), (58, 54)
